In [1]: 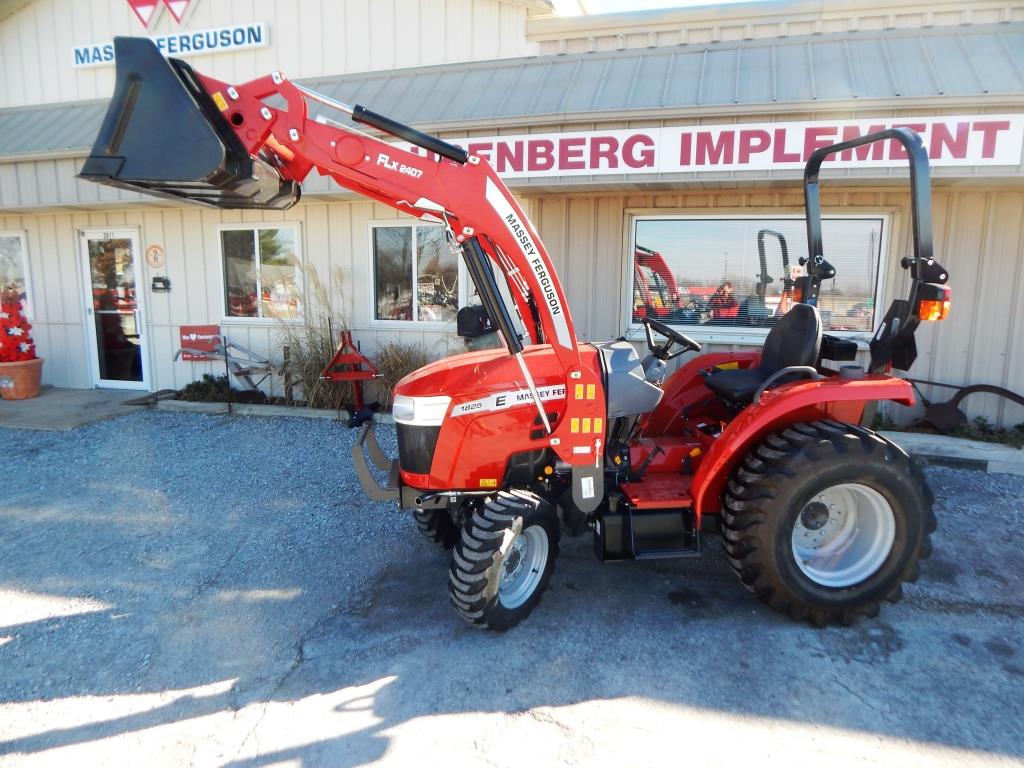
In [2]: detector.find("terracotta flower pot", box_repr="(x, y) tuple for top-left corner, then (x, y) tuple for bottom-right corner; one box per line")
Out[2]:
(0, 357), (44, 400)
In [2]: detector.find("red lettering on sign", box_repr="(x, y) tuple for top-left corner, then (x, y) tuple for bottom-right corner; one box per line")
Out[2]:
(527, 140), (555, 172)
(590, 136), (619, 169)
(623, 134), (655, 168)
(803, 127), (837, 161)
(890, 124), (926, 160)
(679, 132), (692, 166)
(973, 121), (1011, 159)
(738, 129), (771, 163)
(773, 128), (800, 163)
(696, 131), (734, 165)
(929, 122), (969, 160)
(467, 142), (493, 163)
(496, 141), (524, 173)
(839, 125), (886, 161)
(559, 137), (586, 170)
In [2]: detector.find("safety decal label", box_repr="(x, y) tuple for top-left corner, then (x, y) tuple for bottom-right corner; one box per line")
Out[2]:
(450, 384), (566, 418)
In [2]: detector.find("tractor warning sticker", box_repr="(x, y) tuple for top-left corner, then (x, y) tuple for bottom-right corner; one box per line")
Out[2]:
(450, 385), (566, 418)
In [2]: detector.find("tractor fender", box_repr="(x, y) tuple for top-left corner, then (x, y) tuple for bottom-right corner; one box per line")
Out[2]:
(690, 375), (915, 520)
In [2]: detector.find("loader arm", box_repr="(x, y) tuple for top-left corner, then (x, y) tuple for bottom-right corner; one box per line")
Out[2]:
(80, 37), (603, 468)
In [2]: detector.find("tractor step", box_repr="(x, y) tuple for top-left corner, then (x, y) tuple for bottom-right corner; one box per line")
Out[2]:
(596, 476), (701, 561)
(619, 473), (692, 509)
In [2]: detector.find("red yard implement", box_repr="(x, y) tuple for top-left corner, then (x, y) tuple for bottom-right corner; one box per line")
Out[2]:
(82, 38), (951, 630)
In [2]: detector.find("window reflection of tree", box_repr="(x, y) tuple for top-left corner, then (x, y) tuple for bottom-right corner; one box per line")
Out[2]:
(374, 227), (413, 321)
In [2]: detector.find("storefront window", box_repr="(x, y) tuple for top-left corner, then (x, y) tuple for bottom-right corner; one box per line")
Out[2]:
(372, 223), (459, 324)
(630, 216), (885, 334)
(220, 226), (301, 319)
(0, 232), (31, 317)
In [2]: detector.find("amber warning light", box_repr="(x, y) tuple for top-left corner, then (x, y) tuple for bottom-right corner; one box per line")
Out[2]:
(917, 283), (951, 322)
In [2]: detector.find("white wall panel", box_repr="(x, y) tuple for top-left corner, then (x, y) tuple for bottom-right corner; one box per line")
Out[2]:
(0, 0), (538, 109)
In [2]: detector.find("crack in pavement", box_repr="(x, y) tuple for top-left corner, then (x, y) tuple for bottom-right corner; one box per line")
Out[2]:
(224, 568), (391, 763)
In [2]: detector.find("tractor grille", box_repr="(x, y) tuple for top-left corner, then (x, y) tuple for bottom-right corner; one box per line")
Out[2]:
(396, 424), (440, 475)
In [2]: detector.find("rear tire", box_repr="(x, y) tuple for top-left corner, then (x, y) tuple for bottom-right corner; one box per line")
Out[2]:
(721, 421), (935, 627)
(448, 491), (559, 631)
(413, 508), (459, 549)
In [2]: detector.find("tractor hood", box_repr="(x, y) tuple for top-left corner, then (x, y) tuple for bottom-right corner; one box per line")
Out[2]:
(389, 344), (570, 487)
(394, 345), (566, 414)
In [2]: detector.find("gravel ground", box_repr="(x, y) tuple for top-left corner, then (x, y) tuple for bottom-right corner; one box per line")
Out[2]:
(0, 410), (1022, 767)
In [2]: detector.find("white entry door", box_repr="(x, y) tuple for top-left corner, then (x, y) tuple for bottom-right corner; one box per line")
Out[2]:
(79, 229), (150, 390)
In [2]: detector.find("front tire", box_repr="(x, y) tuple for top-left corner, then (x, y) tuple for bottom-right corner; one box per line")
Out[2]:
(413, 508), (459, 549)
(721, 421), (935, 627)
(448, 491), (559, 631)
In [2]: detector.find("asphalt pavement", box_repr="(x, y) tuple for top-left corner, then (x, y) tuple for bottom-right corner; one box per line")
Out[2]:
(0, 411), (1022, 767)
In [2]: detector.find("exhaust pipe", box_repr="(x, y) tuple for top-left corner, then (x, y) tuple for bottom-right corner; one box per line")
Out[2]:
(79, 37), (299, 210)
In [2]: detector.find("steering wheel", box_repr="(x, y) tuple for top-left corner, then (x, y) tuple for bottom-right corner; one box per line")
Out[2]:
(641, 316), (702, 360)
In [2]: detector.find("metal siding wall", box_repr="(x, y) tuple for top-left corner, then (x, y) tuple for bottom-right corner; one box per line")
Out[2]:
(912, 189), (1024, 426)
(530, 1), (1024, 55)
(0, 0), (537, 109)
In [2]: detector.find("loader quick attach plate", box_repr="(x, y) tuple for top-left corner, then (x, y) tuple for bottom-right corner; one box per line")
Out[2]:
(78, 37), (299, 210)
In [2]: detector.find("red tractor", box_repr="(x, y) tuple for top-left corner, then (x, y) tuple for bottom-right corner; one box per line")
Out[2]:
(82, 38), (952, 630)
(632, 245), (689, 323)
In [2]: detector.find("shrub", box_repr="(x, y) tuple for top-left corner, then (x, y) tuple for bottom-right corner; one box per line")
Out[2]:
(375, 341), (429, 409)
(949, 416), (1024, 450)
(276, 264), (354, 410)
(178, 374), (235, 402)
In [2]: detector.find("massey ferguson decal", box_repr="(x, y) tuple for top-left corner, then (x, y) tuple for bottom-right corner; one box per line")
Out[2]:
(451, 385), (567, 418)
(484, 178), (573, 350)
(407, 116), (1024, 178)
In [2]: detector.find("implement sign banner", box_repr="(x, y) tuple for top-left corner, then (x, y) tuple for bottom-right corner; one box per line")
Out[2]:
(406, 116), (1024, 178)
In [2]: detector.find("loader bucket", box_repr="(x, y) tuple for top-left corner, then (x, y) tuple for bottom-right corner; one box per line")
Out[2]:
(79, 37), (299, 210)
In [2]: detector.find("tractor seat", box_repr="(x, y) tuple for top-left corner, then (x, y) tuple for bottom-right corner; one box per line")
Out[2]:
(704, 303), (823, 404)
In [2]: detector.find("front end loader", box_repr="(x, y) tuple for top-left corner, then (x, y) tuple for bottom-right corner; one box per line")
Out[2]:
(82, 37), (952, 631)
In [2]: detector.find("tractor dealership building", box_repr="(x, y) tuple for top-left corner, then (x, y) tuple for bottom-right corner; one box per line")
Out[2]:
(1, 0), (1023, 425)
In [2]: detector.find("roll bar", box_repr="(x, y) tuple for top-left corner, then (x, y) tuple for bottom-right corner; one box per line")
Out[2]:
(755, 228), (791, 298)
(800, 128), (949, 372)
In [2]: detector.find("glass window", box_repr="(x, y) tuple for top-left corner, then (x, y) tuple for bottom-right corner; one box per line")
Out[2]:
(372, 223), (459, 324)
(630, 217), (885, 334)
(416, 226), (458, 323)
(221, 226), (301, 319)
(0, 232), (30, 317)
(373, 226), (413, 321)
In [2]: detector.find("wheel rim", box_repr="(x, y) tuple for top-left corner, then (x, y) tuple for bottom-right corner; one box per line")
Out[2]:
(791, 483), (896, 588)
(498, 525), (548, 609)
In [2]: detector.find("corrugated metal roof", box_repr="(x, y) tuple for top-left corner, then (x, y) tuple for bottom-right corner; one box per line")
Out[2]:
(1, 22), (1022, 160)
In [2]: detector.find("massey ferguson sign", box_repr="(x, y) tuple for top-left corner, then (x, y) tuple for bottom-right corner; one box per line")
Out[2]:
(72, 0), (268, 68)
(406, 116), (1024, 178)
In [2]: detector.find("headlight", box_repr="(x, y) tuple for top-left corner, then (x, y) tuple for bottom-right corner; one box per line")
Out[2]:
(392, 394), (451, 426)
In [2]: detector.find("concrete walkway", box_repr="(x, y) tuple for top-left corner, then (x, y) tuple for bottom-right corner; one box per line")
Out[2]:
(881, 429), (1024, 476)
(0, 387), (141, 430)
